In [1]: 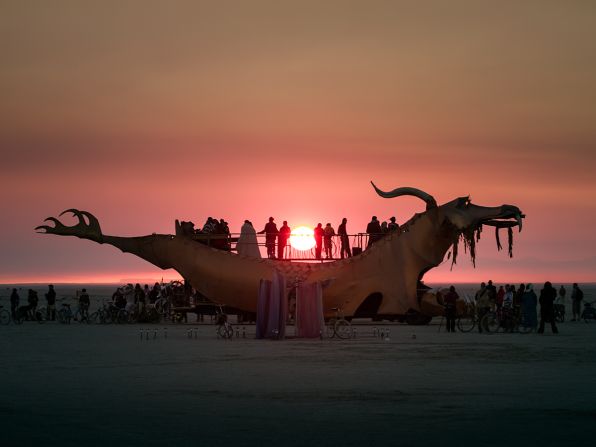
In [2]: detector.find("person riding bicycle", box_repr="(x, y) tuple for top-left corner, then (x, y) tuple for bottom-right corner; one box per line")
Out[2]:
(79, 288), (91, 322)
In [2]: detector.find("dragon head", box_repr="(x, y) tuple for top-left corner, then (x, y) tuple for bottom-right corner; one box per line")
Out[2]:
(371, 182), (525, 265)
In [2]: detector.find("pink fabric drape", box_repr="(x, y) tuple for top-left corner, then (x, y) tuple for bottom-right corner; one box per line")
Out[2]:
(295, 281), (324, 338)
(256, 270), (287, 339)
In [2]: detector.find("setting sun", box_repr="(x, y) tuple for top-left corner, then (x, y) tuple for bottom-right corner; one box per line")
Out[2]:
(290, 226), (316, 251)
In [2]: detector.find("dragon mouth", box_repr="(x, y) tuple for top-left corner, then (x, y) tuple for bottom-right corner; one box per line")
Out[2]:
(481, 208), (524, 232)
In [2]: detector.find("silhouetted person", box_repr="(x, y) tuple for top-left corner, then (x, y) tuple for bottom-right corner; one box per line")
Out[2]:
(388, 216), (400, 233)
(443, 285), (459, 333)
(381, 221), (388, 233)
(571, 283), (583, 321)
(45, 284), (56, 321)
(79, 288), (90, 322)
(366, 216), (382, 248)
(278, 221), (291, 259)
(324, 223), (335, 259)
(475, 282), (490, 333)
(521, 283), (538, 330)
(258, 217), (278, 259)
(337, 218), (351, 259)
(314, 223), (324, 260)
(555, 284), (566, 320)
(149, 283), (160, 304)
(486, 280), (497, 307)
(28, 289), (38, 315)
(134, 283), (145, 311)
(10, 288), (19, 320)
(237, 220), (261, 258)
(538, 281), (558, 334)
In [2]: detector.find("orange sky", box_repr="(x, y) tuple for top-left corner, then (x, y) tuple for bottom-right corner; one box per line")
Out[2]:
(1, 1), (595, 284)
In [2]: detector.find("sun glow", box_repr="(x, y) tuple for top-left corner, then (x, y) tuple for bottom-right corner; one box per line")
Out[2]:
(290, 226), (316, 251)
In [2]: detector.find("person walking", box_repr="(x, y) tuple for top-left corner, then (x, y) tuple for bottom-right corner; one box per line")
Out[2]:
(79, 288), (91, 322)
(258, 217), (279, 259)
(443, 286), (459, 333)
(571, 283), (583, 321)
(521, 284), (538, 330)
(277, 221), (291, 259)
(323, 223), (335, 259)
(45, 284), (57, 321)
(314, 223), (324, 260)
(555, 284), (567, 321)
(10, 288), (19, 320)
(538, 281), (558, 334)
(337, 218), (351, 259)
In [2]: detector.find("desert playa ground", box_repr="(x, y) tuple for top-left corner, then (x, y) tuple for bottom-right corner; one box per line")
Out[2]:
(1, 320), (595, 446)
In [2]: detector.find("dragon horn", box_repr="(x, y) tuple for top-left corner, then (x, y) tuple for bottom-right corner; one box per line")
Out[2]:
(371, 181), (437, 210)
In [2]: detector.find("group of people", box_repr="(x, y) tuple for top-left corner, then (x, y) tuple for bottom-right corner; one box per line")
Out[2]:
(441, 281), (585, 334)
(365, 216), (400, 248)
(9, 285), (89, 322)
(244, 215), (401, 260)
(179, 217), (232, 250)
(470, 281), (585, 334)
(179, 213), (403, 260)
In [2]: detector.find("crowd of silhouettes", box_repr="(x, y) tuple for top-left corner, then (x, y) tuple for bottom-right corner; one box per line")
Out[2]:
(178, 214), (403, 260)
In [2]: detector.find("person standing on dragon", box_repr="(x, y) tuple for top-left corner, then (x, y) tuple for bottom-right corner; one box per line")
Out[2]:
(258, 217), (278, 259)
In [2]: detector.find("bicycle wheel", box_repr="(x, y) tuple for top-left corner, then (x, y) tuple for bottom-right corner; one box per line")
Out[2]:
(217, 324), (233, 339)
(116, 309), (129, 324)
(457, 316), (476, 332)
(482, 313), (499, 333)
(89, 312), (98, 324)
(334, 320), (352, 339)
(35, 309), (46, 324)
(0, 310), (10, 325)
(325, 319), (337, 338)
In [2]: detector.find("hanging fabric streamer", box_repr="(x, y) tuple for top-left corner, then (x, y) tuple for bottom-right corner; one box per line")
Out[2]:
(295, 281), (324, 338)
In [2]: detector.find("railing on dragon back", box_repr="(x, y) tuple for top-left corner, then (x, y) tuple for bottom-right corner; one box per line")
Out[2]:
(176, 231), (403, 261)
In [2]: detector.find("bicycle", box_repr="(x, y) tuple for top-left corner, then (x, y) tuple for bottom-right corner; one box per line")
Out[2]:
(0, 305), (11, 325)
(581, 301), (596, 322)
(482, 307), (533, 334)
(325, 307), (352, 339)
(89, 301), (115, 324)
(215, 306), (234, 339)
(456, 302), (478, 332)
(57, 303), (74, 324)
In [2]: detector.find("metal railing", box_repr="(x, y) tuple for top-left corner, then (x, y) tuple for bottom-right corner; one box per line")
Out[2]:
(177, 230), (401, 262)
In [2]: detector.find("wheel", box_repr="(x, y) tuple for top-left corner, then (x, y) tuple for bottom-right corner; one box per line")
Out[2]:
(14, 311), (25, 325)
(35, 310), (46, 324)
(334, 320), (352, 339)
(325, 319), (337, 338)
(89, 312), (98, 324)
(217, 324), (233, 339)
(147, 308), (161, 324)
(57, 309), (68, 324)
(0, 310), (10, 325)
(457, 316), (476, 332)
(518, 323), (533, 334)
(116, 309), (129, 324)
(482, 313), (499, 333)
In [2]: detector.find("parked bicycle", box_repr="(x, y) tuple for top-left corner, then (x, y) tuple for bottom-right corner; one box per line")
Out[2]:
(581, 301), (596, 322)
(0, 305), (11, 325)
(482, 307), (533, 334)
(456, 302), (478, 332)
(325, 307), (352, 339)
(215, 306), (233, 339)
(57, 303), (74, 324)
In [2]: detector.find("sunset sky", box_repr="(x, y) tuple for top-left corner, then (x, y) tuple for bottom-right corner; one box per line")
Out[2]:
(1, 1), (595, 284)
